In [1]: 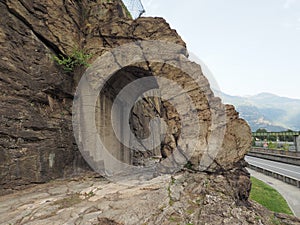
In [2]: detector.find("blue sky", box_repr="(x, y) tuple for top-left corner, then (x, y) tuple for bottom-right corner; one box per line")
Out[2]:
(141, 0), (300, 99)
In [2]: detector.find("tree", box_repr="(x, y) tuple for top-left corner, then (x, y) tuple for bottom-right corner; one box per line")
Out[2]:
(255, 128), (268, 141)
(256, 128), (267, 133)
(279, 129), (295, 142)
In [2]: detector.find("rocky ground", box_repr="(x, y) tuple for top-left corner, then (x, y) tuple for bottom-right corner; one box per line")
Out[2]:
(1, 170), (300, 225)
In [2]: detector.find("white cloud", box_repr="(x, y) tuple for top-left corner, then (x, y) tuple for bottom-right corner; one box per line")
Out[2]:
(281, 16), (300, 30)
(283, 0), (296, 9)
(141, 0), (159, 15)
(141, 0), (158, 9)
(281, 22), (293, 28)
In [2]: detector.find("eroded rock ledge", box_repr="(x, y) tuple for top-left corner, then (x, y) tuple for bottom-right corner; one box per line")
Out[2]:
(1, 170), (299, 225)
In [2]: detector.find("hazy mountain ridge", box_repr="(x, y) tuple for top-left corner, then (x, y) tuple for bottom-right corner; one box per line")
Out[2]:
(216, 91), (300, 131)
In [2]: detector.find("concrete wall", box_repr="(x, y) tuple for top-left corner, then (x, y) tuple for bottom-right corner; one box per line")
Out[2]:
(82, 67), (163, 172)
(96, 94), (132, 165)
(296, 136), (300, 152)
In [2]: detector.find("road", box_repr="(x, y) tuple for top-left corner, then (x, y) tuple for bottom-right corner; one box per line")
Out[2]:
(245, 156), (300, 180)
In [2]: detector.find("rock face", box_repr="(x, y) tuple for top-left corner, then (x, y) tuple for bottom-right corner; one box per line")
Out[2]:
(0, 0), (185, 194)
(0, 0), (251, 192)
(0, 0), (88, 194)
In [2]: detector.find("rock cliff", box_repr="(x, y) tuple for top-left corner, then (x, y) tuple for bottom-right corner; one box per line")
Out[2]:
(0, 0), (185, 193)
(1, 1), (299, 224)
(0, 0), (250, 192)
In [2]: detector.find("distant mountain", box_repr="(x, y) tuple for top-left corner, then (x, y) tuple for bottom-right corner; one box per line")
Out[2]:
(214, 91), (300, 132)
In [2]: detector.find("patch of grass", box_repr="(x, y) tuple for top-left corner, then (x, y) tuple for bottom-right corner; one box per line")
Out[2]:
(270, 215), (281, 225)
(168, 215), (180, 222)
(171, 176), (176, 185)
(250, 177), (293, 215)
(255, 215), (262, 221)
(52, 193), (82, 209)
(85, 191), (95, 198)
(185, 208), (194, 215)
(167, 186), (174, 206)
(167, 177), (175, 206)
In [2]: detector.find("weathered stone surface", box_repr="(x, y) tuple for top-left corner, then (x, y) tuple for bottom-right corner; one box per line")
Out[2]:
(1, 171), (299, 225)
(0, 0), (187, 193)
(0, 0), (89, 195)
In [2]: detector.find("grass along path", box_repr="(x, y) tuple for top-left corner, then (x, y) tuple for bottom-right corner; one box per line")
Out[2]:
(250, 177), (293, 215)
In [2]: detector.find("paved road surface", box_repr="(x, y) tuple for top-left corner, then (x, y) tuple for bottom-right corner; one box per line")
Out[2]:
(247, 168), (300, 217)
(245, 156), (300, 179)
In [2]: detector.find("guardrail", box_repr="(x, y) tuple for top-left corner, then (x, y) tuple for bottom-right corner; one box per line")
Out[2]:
(248, 164), (300, 188)
(252, 148), (300, 157)
(248, 148), (300, 166)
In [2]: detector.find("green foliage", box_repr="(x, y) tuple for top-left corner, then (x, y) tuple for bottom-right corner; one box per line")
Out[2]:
(52, 193), (82, 209)
(167, 177), (176, 206)
(270, 215), (281, 225)
(184, 161), (193, 170)
(255, 128), (277, 141)
(85, 191), (95, 198)
(250, 177), (293, 215)
(171, 176), (176, 185)
(256, 128), (268, 133)
(167, 185), (174, 206)
(268, 141), (277, 149)
(252, 137), (256, 146)
(278, 129), (295, 142)
(255, 128), (268, 141)
(52, 49), (92, 72)
(268, 135), (277, 142)
(282, 143), (290, 151)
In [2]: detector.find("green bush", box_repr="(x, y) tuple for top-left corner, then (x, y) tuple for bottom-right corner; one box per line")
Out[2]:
(282, 143), (290, 151)
(53, 49), (92, 72)
(268, 141), (277, 149)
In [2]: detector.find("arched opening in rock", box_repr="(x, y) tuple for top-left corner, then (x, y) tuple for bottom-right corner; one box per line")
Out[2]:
(95, 66), (181, 167)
